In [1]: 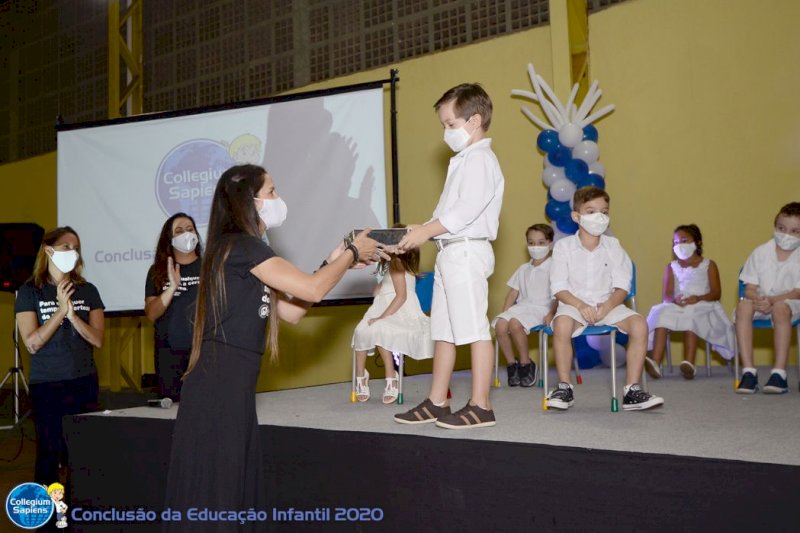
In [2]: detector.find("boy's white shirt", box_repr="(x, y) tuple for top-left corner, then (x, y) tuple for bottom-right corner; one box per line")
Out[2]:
(549, 233), (632, 306)
(507, 258), (553, 307)
(429, 138), (504, 240)
(740, 239), (800, 296)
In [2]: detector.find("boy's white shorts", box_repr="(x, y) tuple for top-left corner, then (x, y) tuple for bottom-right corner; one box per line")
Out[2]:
(553, 302), (640, 337)
(751, 298), (800, 322)
(431, 240), (494, 345)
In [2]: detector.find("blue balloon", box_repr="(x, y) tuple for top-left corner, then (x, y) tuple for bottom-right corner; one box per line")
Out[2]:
(582, 124), (599, 142)
(564, 159), (589, 184)
(616, 333), (629, 346)
(556, 215), (579, 234)
(574, 337), (601, 369)
(545, 199), (571, 221)
(584, 173), (606, 189)
(547, 146), (572, 167)
(537, 129), (561, 153)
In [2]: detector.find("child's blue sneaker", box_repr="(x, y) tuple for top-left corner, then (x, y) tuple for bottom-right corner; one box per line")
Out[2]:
(763, 372), (788, 394)
(735, 371), (759, 394)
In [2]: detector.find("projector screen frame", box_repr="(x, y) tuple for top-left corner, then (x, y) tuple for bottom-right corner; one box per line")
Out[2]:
(56, 71), (401, 317)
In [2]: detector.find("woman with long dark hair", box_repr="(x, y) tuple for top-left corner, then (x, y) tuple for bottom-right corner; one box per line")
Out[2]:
(163, 164), (382, 531)
(145, 212), (202, 401)
(15, 226), (105, 485)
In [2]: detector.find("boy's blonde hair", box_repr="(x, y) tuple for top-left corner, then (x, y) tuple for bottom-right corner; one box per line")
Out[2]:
(434, 83), (493, 131)
(573, 186), (610, 212)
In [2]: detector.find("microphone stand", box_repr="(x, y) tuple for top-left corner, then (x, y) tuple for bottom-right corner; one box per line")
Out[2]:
(0, 290), (31, 430)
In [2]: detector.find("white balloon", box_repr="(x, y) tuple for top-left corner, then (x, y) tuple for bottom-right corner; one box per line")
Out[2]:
(589, 161), (605, 177)
(586, 336), (627, 368)
(572, 140), (600, 164)
(558, 122), (583, 148)
(549, 178), (576, 203)
(542, 165), (565, 187)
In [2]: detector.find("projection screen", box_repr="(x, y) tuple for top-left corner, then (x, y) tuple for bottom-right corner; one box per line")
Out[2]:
(57, 84), (388, 312)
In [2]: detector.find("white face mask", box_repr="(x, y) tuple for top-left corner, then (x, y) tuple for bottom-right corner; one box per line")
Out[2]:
(49, 249), (79, 273)
(578, 213), (609, 236)
(255, 197), (288, 229)
(673, 242), (697, 260)
(443, 126), (471, 153)
(528, 245), (551, 261)
(774, 231), (800, 251)
(172, 232), (198, 254)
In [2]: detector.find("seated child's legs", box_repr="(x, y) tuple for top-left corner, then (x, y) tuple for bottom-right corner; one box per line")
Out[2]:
(735, 299), (756, 368)
(772, 301), (792, 369)
(494, 318), (516, 364)
(508, 319), (532, 364)
(613, 314), (648, 386)
(553, 315), (579, 383)
(650, 327), (668, 364)
(683, 331), (698, 364)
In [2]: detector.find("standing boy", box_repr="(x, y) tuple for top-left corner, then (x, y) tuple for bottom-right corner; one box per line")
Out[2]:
(395, 83), (504, 429)
(547, 186), (664, 411)
(735, 202), (800, 394)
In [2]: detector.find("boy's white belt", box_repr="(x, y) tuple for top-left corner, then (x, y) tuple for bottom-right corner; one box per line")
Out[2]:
(434, 237), (489, 251)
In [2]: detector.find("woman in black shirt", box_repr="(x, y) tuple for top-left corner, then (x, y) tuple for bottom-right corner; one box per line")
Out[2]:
(163, 164), (383, 531)
(15, 226), (105, 484)
(145, 212), (202, 401)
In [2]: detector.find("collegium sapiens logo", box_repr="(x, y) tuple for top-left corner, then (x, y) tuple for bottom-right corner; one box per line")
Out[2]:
(5, 482), (54, 529)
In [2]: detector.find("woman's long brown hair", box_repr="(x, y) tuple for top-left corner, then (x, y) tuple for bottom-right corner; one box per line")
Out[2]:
(184, 165), (279, 377)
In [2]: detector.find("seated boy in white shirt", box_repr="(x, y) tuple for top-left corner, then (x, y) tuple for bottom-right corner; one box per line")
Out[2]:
(547, 186), (664, 411)
(735, 201), (800, 394)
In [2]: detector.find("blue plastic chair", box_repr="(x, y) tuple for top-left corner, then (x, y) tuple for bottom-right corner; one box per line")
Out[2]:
(351, 271), (434, 405)
(542, 263), (642, 412)
(734, 277), (800, 389)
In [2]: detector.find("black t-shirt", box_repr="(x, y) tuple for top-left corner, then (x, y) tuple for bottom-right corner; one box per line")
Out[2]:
(15, 280), (105, 384)
(204, 234), (276, 354)
(145, 258), (201, 351)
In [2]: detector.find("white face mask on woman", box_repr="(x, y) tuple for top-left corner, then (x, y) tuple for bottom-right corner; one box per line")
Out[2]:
(578, 213), (609, 236)
(774, 231), (800, 251)
(172, 232), (198, 254)
(255, 197), (288, 229)
(49, 249), (79, 273)
(672, 242), (697, 260)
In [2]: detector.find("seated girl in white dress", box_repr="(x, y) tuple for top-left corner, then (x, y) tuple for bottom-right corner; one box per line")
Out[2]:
(645, 224), (735, 379)
(353, 234), (433, 404)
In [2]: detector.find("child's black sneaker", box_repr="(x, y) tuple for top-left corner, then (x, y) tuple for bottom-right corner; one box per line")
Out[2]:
(622, 384), (664, 411)
(507, 362), (520, 387)
(735, 371), (759, 394)
(519, 362), (536, 387)
(546, 382), (574, 410)
(763, 372), (788, 394)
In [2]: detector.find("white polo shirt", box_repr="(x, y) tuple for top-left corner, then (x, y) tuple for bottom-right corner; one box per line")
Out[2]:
(430, 138), (504, 240)
(507, 258), (553, 307)
(740, 239), (800, 296)
(549, 234), (632, 306)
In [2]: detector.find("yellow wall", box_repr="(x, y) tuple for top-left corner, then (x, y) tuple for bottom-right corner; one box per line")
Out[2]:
(1, 0), (797, 391)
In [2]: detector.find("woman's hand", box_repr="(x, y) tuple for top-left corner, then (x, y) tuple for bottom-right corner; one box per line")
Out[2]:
(351, 229), (389, 265)
(56, 278), (75, 317)
(166, 257), (181, 292)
